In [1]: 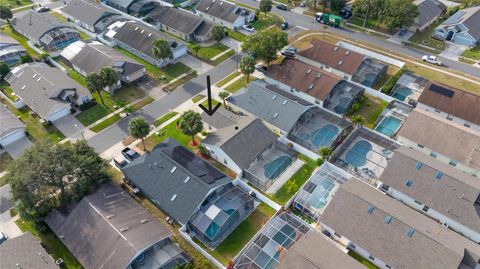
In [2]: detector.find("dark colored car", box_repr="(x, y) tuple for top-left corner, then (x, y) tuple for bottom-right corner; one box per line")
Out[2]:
(276, 4), (288, 11)
(398, 27), (408, 36)
(121, 147), (140, 162)
(281, 22), (289, 30)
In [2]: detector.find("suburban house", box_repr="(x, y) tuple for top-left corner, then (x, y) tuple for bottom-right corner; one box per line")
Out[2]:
(378, 146), (480, 243)
(416, 81), (480, 131)
(122, 139), (257, 249)
(104, 0), (158, 15)
(103, 21), (187, 68)
(61, 0), (124, 33)
(0, 32), (27, 66)
(433, 5), (480, 46)
(5, 62), (92, 122)
(0, 232), (58, 269)
(297, 39), (388, 87)
(397, 109), (480, 177)
(228, 80), (314, 135)
(264, 59), (364, 115)
(320, 179), (480, 269)
(233, 212), (364, 269)
(10, 11), (80, 52)
(411, 0), (446, 32)
(61, 41), (146, 93)
(146, 6), (213, 42)
(195, 0), (254, 29)
(0, 104), (26, 148)
(45, 182), (191, 269)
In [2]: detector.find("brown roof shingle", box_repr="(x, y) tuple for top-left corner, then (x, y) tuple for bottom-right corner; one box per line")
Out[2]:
(397, 109), (480, 169)
(297, 39), (365, 75)
(265, 59), (341, 101)
(418, 81), (480, 125)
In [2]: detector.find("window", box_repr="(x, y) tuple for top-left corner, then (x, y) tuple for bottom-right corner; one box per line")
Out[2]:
(405, 179), (413, 187)
(407, 228), (414, 237)
(435, 171), (443, 180)
(415, 162), (423, 169)
(449, 160), (458, 167)
(384, 215), (392, 224)
(367, 205), (375, 214)
(430, 151), (437, 158)
(417, 144), (424, 148)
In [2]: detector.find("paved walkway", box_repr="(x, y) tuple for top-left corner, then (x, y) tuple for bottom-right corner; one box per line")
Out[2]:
(266, 159), (304, 194)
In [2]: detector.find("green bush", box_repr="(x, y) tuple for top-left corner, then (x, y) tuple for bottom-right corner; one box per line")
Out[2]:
(381, 67), (407, 94)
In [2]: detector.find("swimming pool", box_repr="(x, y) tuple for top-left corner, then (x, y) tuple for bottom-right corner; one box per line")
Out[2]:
(264, 156), (293, 180)
(392, 86), (413, 101)
(375, 116), (402, 137)
(345, 140), (372, 167)
(362, 73), (377, 87)
(311, 124), (339, 148)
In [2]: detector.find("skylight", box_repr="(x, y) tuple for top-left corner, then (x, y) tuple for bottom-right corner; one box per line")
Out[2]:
(407, 228), (414, 237)
(170, 166), (177, 173)
(171, 194), (177, 202)
(184, 176), (191, 183)
(367, 205), (375, 214)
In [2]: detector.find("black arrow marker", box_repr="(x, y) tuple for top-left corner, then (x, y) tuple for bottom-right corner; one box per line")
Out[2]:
(199, 75), (221, 116)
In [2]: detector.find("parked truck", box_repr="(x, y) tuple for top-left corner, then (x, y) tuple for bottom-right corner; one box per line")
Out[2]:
(315, 12), (342, 27)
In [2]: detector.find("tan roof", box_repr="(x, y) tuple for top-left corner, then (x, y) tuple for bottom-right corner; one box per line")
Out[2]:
(265, 59), (341, 101)
(418, 81), (480, 125)
(278, 230), (364, 269)
(380, 146), (480, 234)
(397, 109), (480, 169)
(297, 39), (365, 75)
(321, 179), (480, 269)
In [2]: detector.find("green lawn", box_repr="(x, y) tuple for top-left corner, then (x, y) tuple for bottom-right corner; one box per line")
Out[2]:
(348, 95), (389, 129)
(75, 104), (109, 126)
(348, 250), (379, 269)
(269, 155), (318, 205)
(190, 42), (229, 59)
(15, 218), (82, 269)
(191, 94), (205, 103)
(226, 29), (247, 42)
(251, 14), (281, 31)
(89, 114), (121, 132)
(199, 203), (276, 265)
(0, 99), (65, 143)
(139, 119), (196, 151)
(0, 82), (19, 101)
(462, 45), (480, 60)
(126, 96), (154, 112)
(408, 19), (447, 53)
(116, 47), (190, 81)
(201, 99), (220, 108)
(225, 76), (250, 93)
(0, 152), (13, 175)
(153, 111), (178, 127)
(212, 50), (235, 66)
(3, 0), (33, 9)
(216, 71), (241, 87)
(1, 26), (40, 57)
(347, 16), (390, 34)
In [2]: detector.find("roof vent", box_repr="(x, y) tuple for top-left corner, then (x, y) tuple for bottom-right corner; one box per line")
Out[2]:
(170, 166), (176, 173)
(148, 33), (152, 37)
(206, 7), (209, 10)
(308, 84), (314, 90)
(338, 61), (343, 65)
(333, 46), (338, 51)
(119, 227), (129, 232)
(220, 1), (223, 5)
(283, 100), (287, 105)
(106, 214), (116, 219)
(140, 29), (144, 34)
(140, 219), (149, 224)
(306, 68), (312, 74)
(32, 74), (37, 79)
(134, 26), (139, 31)
(21, 85), (26, 90)
(171, 194), (177, 202)
(272, 95), (277, 100)
(345, 50), (350, 55)
(316, 73), (321, 78)
(37, 77), (41, 82)
(273, 112), (279, 118)
(184, 176), (191, 183)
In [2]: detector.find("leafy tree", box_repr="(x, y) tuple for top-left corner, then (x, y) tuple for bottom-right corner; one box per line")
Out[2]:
(128, 116), (151, 151)
(19, 54), (33, 64)
(85, 72), (106, 106)
(7, 140), (110, 225)
(242, 28), (288, 66)
(179, 110), (203, 146)
(0, 61), (10, 79)
(210, 25), (225, 42)
(382, 0), (417, 30)
(286, 180), (298, 194)
(40, 53), (50, 61)
(0, 5), (12, 20)
(351, 115), (365, 127)
(219, 91), (230, 108)
(239, 55), (255, 83)
(318, 147), (333, 160)
(259, 0), (273, 18)
(100, 67), (118, 91)
(191, 43), (201, 56)
(152, 39), (172, 60)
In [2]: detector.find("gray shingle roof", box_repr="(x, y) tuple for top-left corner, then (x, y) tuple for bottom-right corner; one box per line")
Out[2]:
(61, 41), (144, 76)
(0, 232), (58, 269)
(4, 63), (91, 119)
(122, 139), (231, 224)
(442, 5), (480, 40)
(108, 0), (135, 9)
(196, 0), (240, 23)
(0, 32), (19, 46)
(61, 0), (120, 29)
(44, 182), (172, 269)
(10, 11), (71, 42)
(379, 146), (480, 234)
(201, 107), (246, 130)
(0, 104), (25, 138)
(227, 80), (313, 132)
(147, 6), (205, 35)
(321, 179), (480, 269)
(413, 0), (446, 29)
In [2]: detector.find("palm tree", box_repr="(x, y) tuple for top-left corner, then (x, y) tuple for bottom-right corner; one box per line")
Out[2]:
(191, 43), (201, 56)
(351, 115), (365, 128)
(179, 110), (203, 146)
(240, 55), (255, 83)
(152, 39), (172, 63)
(85, 73), (106, 106)
(128, 116), (151, 151)
(219, 91), (230, 108)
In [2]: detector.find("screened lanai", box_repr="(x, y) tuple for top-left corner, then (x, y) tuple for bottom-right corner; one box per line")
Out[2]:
(233, 212), (310, 269)
(187, 183), (256, 249)
(40, 27), (80, 51)
(293, 162), (352, 222)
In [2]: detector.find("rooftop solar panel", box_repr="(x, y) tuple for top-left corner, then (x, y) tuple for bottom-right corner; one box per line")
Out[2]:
(429, 84), (454, 98)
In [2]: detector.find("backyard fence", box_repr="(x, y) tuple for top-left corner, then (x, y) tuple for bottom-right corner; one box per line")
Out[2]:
(178, 227), (226, 269)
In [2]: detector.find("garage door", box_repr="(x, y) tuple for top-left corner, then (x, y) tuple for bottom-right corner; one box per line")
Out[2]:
(48, 107), (71, 122)
(0, 129), (25, 147)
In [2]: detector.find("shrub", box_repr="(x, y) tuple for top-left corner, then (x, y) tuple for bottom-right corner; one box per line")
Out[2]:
(79, 100), (97, 111)
(381, 67), (407, 94)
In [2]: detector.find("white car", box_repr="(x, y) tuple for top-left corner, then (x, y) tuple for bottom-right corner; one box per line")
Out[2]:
(422, 55), (442, 66)
(243, 24), (256, 33)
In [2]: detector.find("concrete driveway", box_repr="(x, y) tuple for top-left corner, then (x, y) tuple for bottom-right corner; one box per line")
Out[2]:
(4, 137), (33, 159)
(440, 42), (469, 61)
(53, 114), (85, 138)
(180, 55), (213, 75)
(0, 185), (22, 239)
(388, 30), (415, 44)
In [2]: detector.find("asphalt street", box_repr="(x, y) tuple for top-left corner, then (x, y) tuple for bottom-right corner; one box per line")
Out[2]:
(86, 57), (238, 153)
